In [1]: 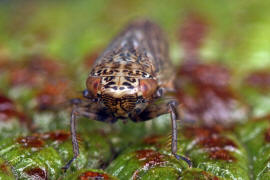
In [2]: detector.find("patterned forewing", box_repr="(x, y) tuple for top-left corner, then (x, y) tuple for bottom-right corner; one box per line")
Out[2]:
(91, 20), (174, 87)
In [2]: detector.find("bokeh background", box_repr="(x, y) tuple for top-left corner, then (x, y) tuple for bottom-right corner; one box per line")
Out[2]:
(1, 0), (270, 73)
(1, 0), (270, 179)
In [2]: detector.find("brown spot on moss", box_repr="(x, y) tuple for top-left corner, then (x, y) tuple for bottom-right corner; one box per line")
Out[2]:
(0, 95), (32, 129)
(200, 136), (236, 162)
(27, 55), (62, 76)
(17, 136), (45, 148)
(133, 150), (167, 180)
(143, 135), (163, 145)
(25, 167), (47, 180)
(246, 71), (270, 90)
(199, 135), (237, 149)
(178, 13), (209, 54)
(0, 163), (8, 173)
(79, 171), (110, 180)
(177, 62), (231, 92)
(184, 126), (237, 162)
(36, 80), (70, 110)
(264, 128), (270, 142)
(183, 126), (236, 149)
(41, 131), (70, 142)
(176, 61), (247, 126)
(0, 95), (17, 121)
(0, 57), (9, 71)
(209, 149), (235, 161)
(184, 126), (223, 139)
(17, 131), (70, 148)
(183, 169), (220, 179)
(135, 149), (165, 166)
(201, 171), (220, 180)
(9, 55), (65, 88)
(9, 67), (37, 87)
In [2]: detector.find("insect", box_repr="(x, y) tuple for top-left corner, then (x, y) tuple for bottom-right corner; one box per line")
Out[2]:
(62, 19), (192, 170)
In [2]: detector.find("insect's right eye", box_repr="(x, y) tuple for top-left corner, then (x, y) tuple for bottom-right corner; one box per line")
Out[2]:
(86, 76), (101, 97)
(139, 79), (158, 99)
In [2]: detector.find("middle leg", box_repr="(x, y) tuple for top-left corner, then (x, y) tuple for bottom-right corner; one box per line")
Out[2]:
(130, 100), (192, 167)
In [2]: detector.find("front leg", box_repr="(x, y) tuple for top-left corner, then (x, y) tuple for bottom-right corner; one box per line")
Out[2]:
(130, 100), (192, 167)
(62, 99), (115, 171)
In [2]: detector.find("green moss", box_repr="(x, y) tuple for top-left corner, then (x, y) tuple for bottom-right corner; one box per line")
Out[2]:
(1, 1), (270, 179)
(0, 157), (15, 180)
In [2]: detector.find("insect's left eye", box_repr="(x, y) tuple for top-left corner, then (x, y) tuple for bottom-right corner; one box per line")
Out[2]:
(86, 76), (101, 97)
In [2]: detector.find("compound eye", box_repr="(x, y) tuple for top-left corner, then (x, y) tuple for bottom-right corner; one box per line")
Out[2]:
(139, 79), (158, 99)
(86, 76), (101, 97)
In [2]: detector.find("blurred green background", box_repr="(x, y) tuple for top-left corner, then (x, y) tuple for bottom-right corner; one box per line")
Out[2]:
(1, 1), (270, 179)
(1, 0), (270, 74)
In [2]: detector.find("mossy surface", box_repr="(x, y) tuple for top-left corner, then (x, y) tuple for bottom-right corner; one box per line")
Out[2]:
(1, 1), (270, 179)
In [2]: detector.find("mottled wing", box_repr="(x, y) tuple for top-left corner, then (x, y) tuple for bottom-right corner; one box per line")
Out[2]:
(92, 19), (174, 87)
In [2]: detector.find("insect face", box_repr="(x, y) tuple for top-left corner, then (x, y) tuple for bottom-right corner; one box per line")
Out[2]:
(86, 74), (158, 117)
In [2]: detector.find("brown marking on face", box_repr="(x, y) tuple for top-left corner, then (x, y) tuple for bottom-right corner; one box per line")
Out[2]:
(79, 171), (110, 180)
(24, 168), (47, 180)
(86, 76), (101, 97)
(139, 79), (157, 99)
(111, 62), (120, 68)
(120, 95), (137, 112)
(124, 63), (133, 70)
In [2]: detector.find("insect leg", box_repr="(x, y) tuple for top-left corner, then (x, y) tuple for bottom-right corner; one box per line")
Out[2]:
(130, 102), (168, 122)
(130, 99), (192, 167)
(62, 101), (115, 171)
(168, 101), (192, 167)
(62, 105), (80, 171)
